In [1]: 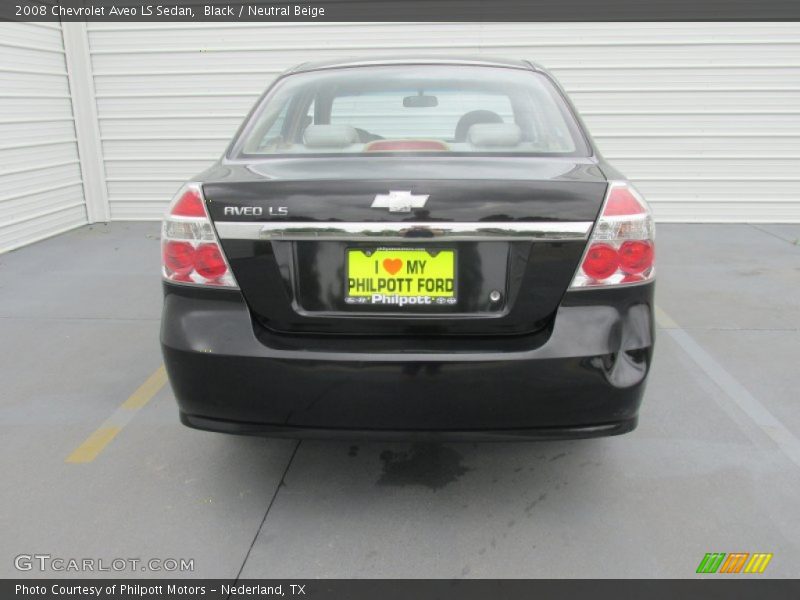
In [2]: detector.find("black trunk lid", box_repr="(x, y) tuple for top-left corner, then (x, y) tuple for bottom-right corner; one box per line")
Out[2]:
(203, 157), (607, 336)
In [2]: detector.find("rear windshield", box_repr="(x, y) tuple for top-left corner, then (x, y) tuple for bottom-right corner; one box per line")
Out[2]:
(234, 65), (589, 157)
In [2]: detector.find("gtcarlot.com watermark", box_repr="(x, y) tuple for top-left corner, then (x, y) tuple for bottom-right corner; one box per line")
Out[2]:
(14, 554), (194, 573)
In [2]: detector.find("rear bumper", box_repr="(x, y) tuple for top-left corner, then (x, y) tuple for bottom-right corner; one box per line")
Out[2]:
(180, 413), (637, 441)
(161, 283), (654, 439)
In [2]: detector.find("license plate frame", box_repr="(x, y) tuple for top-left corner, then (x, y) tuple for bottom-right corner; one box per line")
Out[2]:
(345, 247), (458, 307)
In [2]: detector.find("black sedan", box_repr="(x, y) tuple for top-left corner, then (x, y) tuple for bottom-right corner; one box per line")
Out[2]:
(160, 57), (655, 440)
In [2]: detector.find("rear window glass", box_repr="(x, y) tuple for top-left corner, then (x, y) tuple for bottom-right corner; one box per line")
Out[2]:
(236, 65), (588, 157)
(330, 91), (515, 139)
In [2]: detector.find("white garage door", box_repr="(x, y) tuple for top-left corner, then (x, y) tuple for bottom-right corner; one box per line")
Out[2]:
(0, 22), (88, 253)
(85, 22), (800, 222)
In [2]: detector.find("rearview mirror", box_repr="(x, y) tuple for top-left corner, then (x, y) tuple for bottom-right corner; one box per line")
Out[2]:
(403, 94), (438, 108)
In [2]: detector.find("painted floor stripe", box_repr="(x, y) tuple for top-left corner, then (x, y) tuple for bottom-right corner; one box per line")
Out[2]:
(66, 365), (167, 464)
(655, 306), (800, 470)
(121, 365), (167, 410)
(64, 427), (121, 464)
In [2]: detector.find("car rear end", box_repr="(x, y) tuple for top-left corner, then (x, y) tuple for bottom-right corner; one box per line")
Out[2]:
(160, 60), (655, 439)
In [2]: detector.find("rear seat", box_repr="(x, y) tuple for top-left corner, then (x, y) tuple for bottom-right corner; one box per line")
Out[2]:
(303, 124), (360, 148)
(467, 123), (522, 148)
(296, 122), (545, 153)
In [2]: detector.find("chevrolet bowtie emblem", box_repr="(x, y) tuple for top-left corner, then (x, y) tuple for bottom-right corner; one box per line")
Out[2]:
(371, 191), (429, 213)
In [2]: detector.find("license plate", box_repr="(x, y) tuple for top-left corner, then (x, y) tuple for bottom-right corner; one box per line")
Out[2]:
(346, 248), (457, 307)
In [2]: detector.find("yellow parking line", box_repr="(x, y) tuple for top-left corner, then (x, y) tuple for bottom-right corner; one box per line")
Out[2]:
(65, 426), (122, 464)
(121, 365), (167, 410)
(66, 365), (167, 464)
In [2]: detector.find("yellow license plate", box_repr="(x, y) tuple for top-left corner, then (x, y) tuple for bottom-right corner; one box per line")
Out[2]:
(346, 248), (457, 306)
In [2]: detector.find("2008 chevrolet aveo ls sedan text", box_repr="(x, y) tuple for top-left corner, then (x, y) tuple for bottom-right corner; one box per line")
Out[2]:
(160, 57), (655, 440)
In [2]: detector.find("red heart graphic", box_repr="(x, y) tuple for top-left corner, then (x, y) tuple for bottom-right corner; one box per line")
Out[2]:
(383, 258), (403, 275)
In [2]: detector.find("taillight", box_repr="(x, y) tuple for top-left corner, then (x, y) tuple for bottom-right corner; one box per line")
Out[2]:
(618, 240), (654, 275)
(570, 181), (655, 289)
(193, 243), (228, 279)
(161, 183), (237, 288)
(170, 188), (206, 217)
(581, 243), (619, 280)
(163, 240), (195, 275)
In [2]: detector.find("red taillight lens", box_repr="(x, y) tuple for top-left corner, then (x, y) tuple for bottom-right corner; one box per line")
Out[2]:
(618, 240), (654, 275)
(581, 243), (619, 280)
(170, 188), (206, 217)
(193, 243), (227, 280)
(603, 186), (645, 217)
(163, 241), (195, 275)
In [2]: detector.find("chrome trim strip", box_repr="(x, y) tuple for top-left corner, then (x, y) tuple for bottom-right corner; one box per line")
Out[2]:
(215, 221), (593, 242)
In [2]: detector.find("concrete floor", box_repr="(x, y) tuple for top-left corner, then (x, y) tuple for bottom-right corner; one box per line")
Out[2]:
(0, 222), (798, 579)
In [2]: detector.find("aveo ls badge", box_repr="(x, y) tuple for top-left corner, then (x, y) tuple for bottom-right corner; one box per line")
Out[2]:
(222, 206), (288, 217)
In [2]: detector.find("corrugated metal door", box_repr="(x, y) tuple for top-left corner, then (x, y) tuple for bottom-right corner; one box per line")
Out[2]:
(84, 22), (800, 222)
(0, 22), (88, 252)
